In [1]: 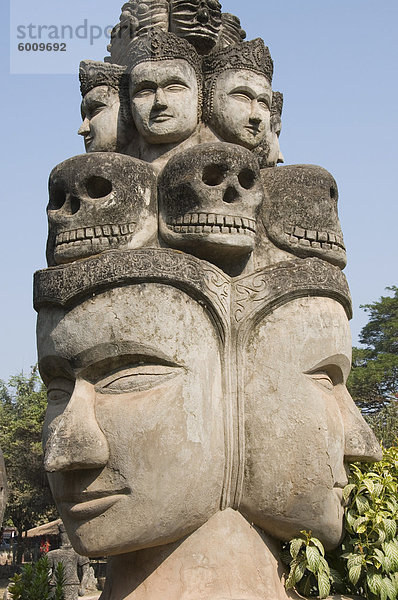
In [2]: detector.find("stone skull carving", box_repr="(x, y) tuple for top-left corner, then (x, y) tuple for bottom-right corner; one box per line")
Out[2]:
(260, 164), (347, 269)
(46, 153), (157, 266)
(158, 143), (264, 268)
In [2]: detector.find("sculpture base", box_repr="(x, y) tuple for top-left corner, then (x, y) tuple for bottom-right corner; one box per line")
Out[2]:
(100, 509), (300, 600)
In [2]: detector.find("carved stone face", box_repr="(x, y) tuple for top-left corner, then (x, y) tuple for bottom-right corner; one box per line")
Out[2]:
(38, 284), (225, 557)
(260, 165), (347, 269)
(241, 297), (381, 548)
(78, 86), (127, 153)
(130, 59), (199, 145)
(46, 153), (157, 266)
(265, 115), (284, 167)
(158, 143), (264, 264)
(170, 0), (222, 55)
(209, 70), (272, 150)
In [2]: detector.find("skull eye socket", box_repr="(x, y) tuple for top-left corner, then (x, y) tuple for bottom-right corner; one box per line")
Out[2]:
(49, 187), (66, 211)
(202, 164), (226, 186)
(238, 169), (256, 190)
(85, 176), (113, 199)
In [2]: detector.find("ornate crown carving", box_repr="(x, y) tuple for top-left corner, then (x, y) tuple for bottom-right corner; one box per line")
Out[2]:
(202, 38), (273, 122)
(79, 60), (126, 97)
(203, 38), (273, 82)
(271, 91), (284, 119)
(126, 27), (202, 81)
(106, 0), (170, 65)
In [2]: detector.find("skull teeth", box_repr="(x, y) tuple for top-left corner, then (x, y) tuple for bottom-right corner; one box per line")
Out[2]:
(284, 226), (346, 251)
(167, 213), (256, 233)
(55, 223), (136, 246)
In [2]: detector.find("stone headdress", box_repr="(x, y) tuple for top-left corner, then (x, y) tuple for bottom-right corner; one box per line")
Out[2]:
(271, 91), (283, 120)
(79, 60), (127, 97)
(79, 60), (133, 127)
(202, 38), (274, 122)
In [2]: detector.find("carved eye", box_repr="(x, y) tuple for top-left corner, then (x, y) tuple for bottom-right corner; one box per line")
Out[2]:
(309, 372), (334, 391)
(85, 176), (113, 199)
(238, 169), (256, 190)
(96, 364), (182, 394)
(202, 164), (226, 186)
(49, 187), (66, 210)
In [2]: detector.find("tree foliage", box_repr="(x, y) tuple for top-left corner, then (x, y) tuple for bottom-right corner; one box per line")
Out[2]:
(0, 366), (57, 540)
(9, 556), (65, 600)
(348, 287), (398, 444)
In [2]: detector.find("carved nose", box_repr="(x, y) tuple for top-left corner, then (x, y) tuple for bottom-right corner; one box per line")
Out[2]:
(78, 118), (90, 136)
(44, 380), (109, 473)
(153, 88), (168, 110)
(339, 389), (382, 463)
(197, 7), (209, 23)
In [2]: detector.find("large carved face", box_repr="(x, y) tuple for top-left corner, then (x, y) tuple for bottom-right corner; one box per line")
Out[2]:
(260, 165), (347, 269)
(38, 284), (225, 557)
(170, 0), (222, 54)
(78, 86), (127, 153)
(209, 70), (272, 150)
(46, 153), (157, 266)
(240, 297), (381, 548)
(158, 143), (264, 265)
(129, 59), (199, 145)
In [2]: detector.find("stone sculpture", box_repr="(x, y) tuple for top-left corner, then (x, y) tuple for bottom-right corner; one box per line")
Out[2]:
(34, 1), (382, 598)
(47, 523), (90, 600)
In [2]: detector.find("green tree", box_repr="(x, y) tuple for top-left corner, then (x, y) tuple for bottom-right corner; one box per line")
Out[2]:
(348, 286), (398, 445)
(0, 366), (57, 561)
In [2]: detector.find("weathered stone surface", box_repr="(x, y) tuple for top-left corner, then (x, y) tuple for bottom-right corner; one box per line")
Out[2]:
(34, 0), (383, 598)
(46, 153), (157, 266)
(158, 143), (264, 272)
(259, 164), (347, 268)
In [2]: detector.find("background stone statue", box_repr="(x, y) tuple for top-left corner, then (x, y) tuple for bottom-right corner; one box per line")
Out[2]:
(34, 0), (382, 598)
(47, 523), (90, 600)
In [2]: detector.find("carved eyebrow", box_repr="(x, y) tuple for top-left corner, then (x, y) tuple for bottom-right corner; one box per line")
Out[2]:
(304, 354), (351, 383)
(81, 99), (107, 118)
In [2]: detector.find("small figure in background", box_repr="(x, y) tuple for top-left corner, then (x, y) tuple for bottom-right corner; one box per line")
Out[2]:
(47, 523), (90, 600)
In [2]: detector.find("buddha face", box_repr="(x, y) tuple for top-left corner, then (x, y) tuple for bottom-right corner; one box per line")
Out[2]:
(130, 59), (199, 145)
(78, 86), (128, 153)
(38, 284), (225, 557)
(240, 297), (382, 549)
(209, 70), (272, 150)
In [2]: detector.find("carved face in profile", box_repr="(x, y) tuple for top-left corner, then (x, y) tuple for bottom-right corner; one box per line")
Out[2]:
(209, 70), (272, 150)
(170, 0), (222, 54)
(240, 297), (381, 548)
(129, 59), (199, 145)
(78, 86), (130, 153)
(158, 143), (264, 267)
(46, 153), (157, 266)
(38, 284), (225, 557)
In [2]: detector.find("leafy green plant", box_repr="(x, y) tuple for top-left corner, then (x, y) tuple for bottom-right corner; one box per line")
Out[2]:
(284, 445), (398, 599)
(9, 557), (65, 600)
(284, 530), (333, 598)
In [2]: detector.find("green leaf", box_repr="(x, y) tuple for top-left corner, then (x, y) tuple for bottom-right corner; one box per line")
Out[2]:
(317, 570), (331, 599)
(349, 564), (362, 586)
(383, 519), (397, 540)
(310, 537), (325, 557)
(290, 537), (305, 559)
(384, 541), (398, 570)
(367, 572), (384, 595)
(363, 478), (375, 494)
(356, 494), (370, 515)
(383, 577), (397, 600)
(306, 545), (321, 573)
(343, 483), (357, 501)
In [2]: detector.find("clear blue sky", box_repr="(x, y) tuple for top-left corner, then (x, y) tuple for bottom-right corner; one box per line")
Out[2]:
(0, 0), (397, 381)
